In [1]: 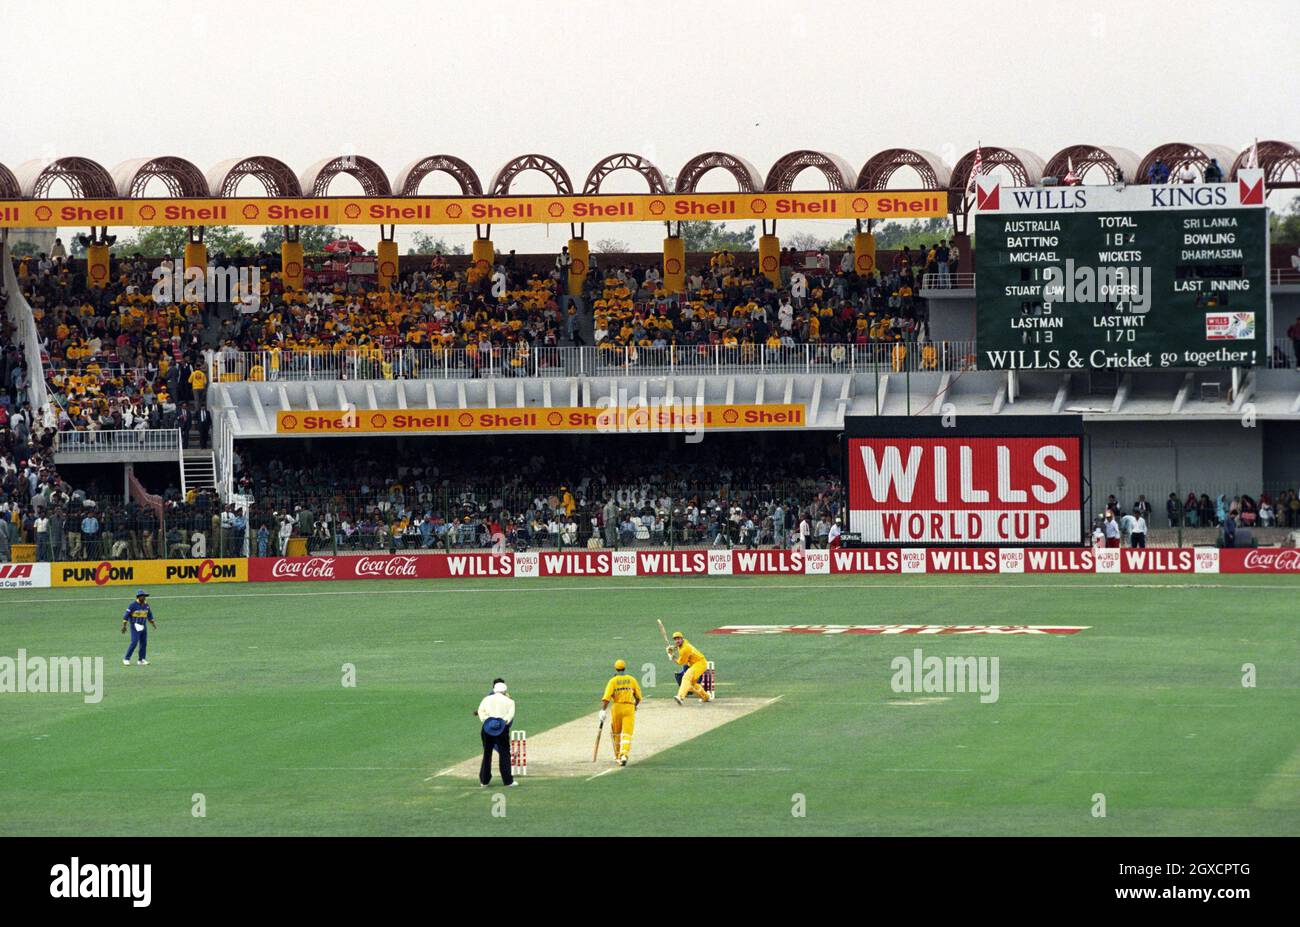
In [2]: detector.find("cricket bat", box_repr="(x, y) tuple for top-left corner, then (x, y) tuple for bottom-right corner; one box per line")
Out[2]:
(657, 619), (670, 644)
(592, 717), (604, 762)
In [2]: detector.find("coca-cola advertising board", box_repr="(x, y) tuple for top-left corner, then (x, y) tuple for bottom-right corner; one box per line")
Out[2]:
(249, 553), (512, 582)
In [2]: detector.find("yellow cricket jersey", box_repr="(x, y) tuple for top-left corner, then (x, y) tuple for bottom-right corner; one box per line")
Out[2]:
(674, 640), (706, 667)
(602, 673), (643, 705)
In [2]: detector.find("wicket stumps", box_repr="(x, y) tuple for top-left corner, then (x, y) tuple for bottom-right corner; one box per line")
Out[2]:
(510, 730), (528, 776)
(702, 661), (716, 697)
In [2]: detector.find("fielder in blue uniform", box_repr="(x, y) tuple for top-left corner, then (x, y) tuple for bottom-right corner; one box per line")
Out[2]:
(121, 589), (157, 665)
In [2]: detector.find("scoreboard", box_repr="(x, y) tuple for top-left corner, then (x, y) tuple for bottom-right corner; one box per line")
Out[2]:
(974, 174), (1270, 370)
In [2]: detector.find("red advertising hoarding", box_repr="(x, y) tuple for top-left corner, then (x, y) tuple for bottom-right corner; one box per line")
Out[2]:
(843, 416), (1086, 547)
(242, 546), (1298, 583)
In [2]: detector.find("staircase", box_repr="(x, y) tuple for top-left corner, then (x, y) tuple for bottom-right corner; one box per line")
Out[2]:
(180, 449), (218, 496)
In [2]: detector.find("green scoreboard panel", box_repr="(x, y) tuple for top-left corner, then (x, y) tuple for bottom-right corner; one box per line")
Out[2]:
(974, 180), (1270, 370)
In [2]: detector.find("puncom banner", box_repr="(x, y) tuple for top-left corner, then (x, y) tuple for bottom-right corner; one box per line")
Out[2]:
(50, 559), (247, 588)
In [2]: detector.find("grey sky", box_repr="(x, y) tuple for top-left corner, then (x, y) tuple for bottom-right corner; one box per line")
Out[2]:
(2, 0), (1295, 252)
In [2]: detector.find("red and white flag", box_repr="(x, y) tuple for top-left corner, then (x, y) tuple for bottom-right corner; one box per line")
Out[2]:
(966, 144), (983, 196)
(1063, 156), (1080, 185)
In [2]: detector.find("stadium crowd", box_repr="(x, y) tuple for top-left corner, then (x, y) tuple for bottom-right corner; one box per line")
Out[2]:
(10, 239), (945, 434)
(14, 251), (215, 440)
(0, 399), (245, 562)
(6, 248), (1297, 561)
(1101, 491), (1300, 530)
(3, 397), (1298, 560)
(233, 436), (845, 554)
(583, 245), (933, 353)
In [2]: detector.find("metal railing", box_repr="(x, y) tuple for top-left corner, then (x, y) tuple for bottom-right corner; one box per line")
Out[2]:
(918, 269), (1300, 290)
(208, 341), (979, 383)
(1270, 338), (1298, 369)
(53, 428), (182, 456)
(46, 365), (159, 388)
(920, 272), (976, 290)
(593, 341), (976, 375)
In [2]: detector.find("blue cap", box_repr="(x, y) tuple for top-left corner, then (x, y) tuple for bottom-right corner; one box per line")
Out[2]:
(136, 589), (149, 598)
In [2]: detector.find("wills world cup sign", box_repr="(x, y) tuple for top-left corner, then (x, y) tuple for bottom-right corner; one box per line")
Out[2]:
(842, 416), (1086, 547)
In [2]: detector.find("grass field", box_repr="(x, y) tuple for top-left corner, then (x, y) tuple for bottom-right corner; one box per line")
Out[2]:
(2, 574), (1299, 836)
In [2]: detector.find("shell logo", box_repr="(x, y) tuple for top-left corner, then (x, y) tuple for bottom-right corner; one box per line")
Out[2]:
(547, 202), (565, 218)
(851, 197), (870, 213)
(665, 258), (682, 274)
(138, 205), (157, 221)
(458, 412), (475, 428)
(571, 259), (586, 275)
(546, 411), (563, 426)
(282, 414), (299, 430)
(749, 198), (768, 214)
(856, 253), (875, 273)
(370, 413), (388, 428)
(35, 205), (52, 222)
(344, 203), (362, 219)
(648, 200), (666, 216)
(90, 263), (107, 282)
(722, 409), (739, 424)
(285, 262), (302, 277)
(761, 255), (777, 272)
(242, 204), (261, 220)
(380, 261), (396, 276)
(446, 204), (463, 219)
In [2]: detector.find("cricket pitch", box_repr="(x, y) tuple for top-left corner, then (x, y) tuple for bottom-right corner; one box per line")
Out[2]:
(435, 697), (780, 780)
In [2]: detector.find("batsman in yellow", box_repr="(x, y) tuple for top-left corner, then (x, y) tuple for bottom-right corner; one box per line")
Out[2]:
(600, 659), (642, 766)
(669, 630), (714, 705)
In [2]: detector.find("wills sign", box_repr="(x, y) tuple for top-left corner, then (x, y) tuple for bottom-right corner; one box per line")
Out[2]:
(843, 416), (1086, 547)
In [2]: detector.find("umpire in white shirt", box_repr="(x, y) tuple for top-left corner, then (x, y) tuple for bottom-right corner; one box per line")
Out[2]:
(474, 678), (517, 787)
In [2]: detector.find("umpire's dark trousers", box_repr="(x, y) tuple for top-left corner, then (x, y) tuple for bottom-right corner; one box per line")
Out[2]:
(480, 723), (514, 786)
